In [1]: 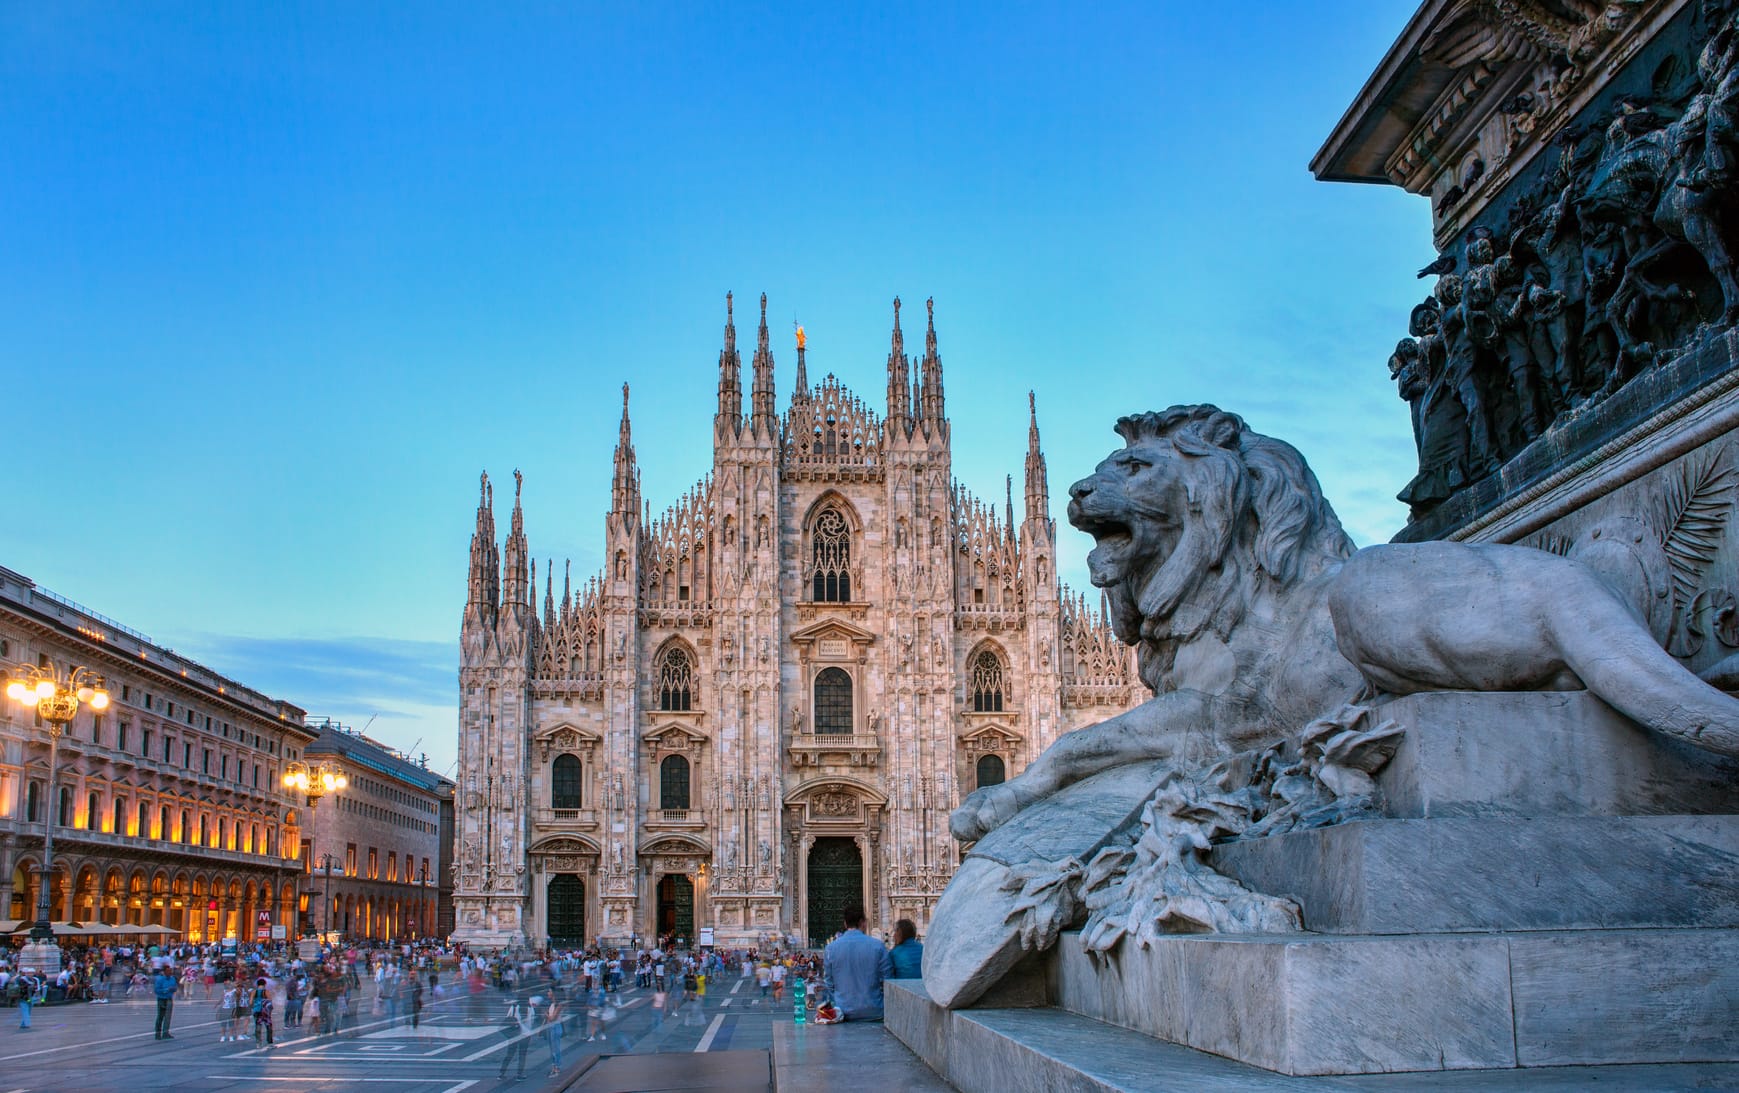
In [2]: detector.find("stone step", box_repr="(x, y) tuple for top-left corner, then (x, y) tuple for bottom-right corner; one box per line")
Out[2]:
(1208, 813), (1739, 934)
(1373, 691), (1739, 819)
(886, 979), (1739, 1091)
(1050, 927), (1739, 1075)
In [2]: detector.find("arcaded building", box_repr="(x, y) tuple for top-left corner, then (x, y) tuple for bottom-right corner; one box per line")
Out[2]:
(0, 567), (317, 944)
(453, 296), (1142, 950)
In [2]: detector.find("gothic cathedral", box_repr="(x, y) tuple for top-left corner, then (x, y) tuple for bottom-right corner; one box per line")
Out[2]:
(454, 294), (1142, 950)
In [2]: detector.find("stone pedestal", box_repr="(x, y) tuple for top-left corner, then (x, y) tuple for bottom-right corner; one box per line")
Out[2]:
(15, 937), (62, 977)
(891, 690), (1739, 1082)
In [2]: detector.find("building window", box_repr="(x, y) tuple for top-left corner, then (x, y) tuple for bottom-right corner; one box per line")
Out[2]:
(388, 851), (397, 883)
(58, 787), (71, 827)
(659, 755), (691, 810)
(142, 729), (153, 756)
(347, 845), (357, 877)
(113, 795), (126, 834)
(976, 754), (1007, 789)
(92, 714), (104, 743)
(138, 799), (149, 836)
(809, 507), (852, 601)
(85, 792), (99, 829)
(203, 749), (211, 774)
(158, 806), (169, 840)
(180, 809), (190, 841)
(25, 782), (39, 823)
(656, 646), (693, 712)
(970, 649), (1006, 713)
(813, 667), (853, 735)
(551, 754), (583, 809)
(368, 848), (378, 879)
(118, 722), (129, 751)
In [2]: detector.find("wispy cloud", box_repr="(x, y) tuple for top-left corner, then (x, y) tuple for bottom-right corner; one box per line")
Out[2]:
(169, 633), (460, 772)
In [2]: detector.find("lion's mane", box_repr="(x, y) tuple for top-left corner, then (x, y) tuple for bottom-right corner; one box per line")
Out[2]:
(1102, 405), (1355, 691)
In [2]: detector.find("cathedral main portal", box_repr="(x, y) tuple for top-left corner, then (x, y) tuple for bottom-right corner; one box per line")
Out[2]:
(806, 836), (863, 946)
(547, 875), (585, 947)
(657, 874), (695, 943)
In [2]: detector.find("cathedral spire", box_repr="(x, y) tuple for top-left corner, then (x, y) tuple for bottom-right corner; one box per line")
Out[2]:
(716, 291), (742, 437)
(466, 471), (500, 617)
(1006, 474), (1016, 540)
(1024, 390), (1050, 521)
(543, 560), (555, 628)
(793, 322), (808, 398)
(885, 296), (910, 429)
(920, 296), (946, 427)
(561, 559), (571, 620)
(612, 384), (640, 516)
(750, 292), (777, 434)
(502, 469), (529, 608)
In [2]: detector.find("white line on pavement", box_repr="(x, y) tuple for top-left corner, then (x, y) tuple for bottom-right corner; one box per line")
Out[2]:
(720, 999), (732, 1008)
(693, 1014), (725, 1052)
(730, 979), (745, 995)
(208, 1079), (476, 1092)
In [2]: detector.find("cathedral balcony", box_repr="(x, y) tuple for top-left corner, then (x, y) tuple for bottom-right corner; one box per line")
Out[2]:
(787, 733), (882, 769)
(531, 677), (605, 700)
(1063, 681), (1138, 708)
(794, 601), (871, 624)
(645, 808), (705, 829)
(954, 604), (1026, 632)
(639, 606), (713, 629)
(534, 807), (600, 831)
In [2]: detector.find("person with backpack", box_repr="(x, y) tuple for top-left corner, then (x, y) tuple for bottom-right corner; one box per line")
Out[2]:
(250, 977), (275, 1048)
(14, 969), (42, 1031)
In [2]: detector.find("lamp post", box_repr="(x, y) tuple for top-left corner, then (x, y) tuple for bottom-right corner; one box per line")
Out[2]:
(417, 861), (429, 937)
(281, 758), (346, 949)
(4, 661), (110, 975)
(319, 853), (339, 939)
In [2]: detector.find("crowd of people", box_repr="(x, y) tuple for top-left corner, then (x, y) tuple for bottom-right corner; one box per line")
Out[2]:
(0, 909), (927, 1076)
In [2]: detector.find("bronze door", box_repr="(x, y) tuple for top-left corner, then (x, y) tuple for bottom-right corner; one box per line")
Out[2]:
(806, 836), (863, 946)
(547, 874), (586, 947)
(657, 874), (694, 942)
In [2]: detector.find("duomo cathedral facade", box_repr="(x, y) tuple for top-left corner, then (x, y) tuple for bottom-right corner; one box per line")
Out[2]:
(453, 294), (1141, 949)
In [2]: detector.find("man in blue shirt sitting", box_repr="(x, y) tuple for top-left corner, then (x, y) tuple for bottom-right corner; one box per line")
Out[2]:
(822, 904), (894, 1021)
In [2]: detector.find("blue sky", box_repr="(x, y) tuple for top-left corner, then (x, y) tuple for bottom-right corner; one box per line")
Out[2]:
(0, 2), (1432, 778)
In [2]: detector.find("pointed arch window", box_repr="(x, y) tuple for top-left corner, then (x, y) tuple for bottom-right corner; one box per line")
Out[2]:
(813, 667), (853, 735)
(971, 649), (1006, 712)
(552, 754), (583, 809)
(810, 508), (852, 602)
(657, 646), (694, 711)
(660, 755), (691, 810)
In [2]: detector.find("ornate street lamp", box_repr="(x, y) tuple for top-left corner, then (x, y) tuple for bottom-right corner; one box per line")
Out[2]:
(281, 759), (345, 950)
(4, 661), (110, 974)
(281, 758), (348, 808)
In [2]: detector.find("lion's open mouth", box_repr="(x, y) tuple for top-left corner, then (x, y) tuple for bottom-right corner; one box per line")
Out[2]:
(1073, 512), (1135, 582)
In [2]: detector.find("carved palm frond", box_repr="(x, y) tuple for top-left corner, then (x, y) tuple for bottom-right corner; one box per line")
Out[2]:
(1523, 532), (1573, 556)
(1652, 445), (1738, 614)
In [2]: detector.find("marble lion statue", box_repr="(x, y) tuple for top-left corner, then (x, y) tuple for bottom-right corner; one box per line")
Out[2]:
(951, 403), (1739, 842)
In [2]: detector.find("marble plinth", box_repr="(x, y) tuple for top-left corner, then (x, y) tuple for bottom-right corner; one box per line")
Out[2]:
(1050, 927), (1739, 1075)
(1209, 813), (1739, 934)
(1374, 690), (1739, 819)
(885, 979), (1739, 1092)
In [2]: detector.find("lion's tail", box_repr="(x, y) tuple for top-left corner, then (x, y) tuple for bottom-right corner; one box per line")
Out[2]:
(1557, 591), (1739, 757)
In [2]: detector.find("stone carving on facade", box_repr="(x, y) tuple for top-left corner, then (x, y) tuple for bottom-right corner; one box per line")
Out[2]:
(812, 791), (859, 818)
(1393, 4), (1739, 520)
(928, 406), (1739, 1008)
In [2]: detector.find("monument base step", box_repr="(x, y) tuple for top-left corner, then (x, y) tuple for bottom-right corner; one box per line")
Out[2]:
(886, 980), (1739, 1092)
(1207, 813), (1739, 934)
(1050, 927), (1739, 1075)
